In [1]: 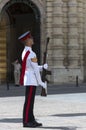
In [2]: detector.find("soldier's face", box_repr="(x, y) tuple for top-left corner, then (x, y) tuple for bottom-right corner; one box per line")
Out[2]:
(26, 38), (34, 46)
(30, 38), (34, 45)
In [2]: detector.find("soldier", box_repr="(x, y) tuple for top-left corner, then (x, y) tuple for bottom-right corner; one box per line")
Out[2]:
(12, 59), (21, 86)
(18, 31), (48, 128)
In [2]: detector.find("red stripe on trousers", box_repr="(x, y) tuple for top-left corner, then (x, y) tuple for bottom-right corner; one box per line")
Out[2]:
(25, 86), (33, 123)
(20, 50), (30, 85)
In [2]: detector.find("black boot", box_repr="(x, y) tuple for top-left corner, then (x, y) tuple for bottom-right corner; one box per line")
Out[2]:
(23, 121), (42, 128)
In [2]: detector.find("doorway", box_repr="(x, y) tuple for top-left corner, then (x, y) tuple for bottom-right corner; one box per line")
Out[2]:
(0, 0), (40, 83)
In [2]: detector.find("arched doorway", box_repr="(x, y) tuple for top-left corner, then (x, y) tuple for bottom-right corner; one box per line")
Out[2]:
(0, 0), (40, 83)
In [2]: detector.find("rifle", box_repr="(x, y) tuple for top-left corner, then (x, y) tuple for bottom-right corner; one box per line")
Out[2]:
(41, 37), (51, 96)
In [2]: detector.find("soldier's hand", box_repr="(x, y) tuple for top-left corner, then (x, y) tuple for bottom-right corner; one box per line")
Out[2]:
(43, 63), (48, 70)
(41, 81), (47, 89)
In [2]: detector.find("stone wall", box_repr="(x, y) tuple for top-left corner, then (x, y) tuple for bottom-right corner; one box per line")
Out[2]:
(46, 0), (85, 83)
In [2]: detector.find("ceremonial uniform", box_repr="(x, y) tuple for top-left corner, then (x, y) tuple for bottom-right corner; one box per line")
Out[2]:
(20, 46), (44, 86)
(18, 31), (47, 127)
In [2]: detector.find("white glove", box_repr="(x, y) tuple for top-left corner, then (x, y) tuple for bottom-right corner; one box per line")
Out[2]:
(43, 63), (48, 70)
(40, 81), (47, 89)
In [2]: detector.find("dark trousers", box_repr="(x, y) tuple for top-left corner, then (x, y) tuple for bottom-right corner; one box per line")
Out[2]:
(23, 86), (36, 124)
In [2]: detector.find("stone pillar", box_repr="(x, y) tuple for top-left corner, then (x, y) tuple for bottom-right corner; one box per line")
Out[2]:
(52, 0), (63, 66)
(46, 0), (84, 83)
(45, 0), (54, 82)
(46, 0), (53, 67)
(63, 0), (69, 68)
(76, 0), (84, 81)
(80, 0), (86, 81)
(51, 0), (64, 82)
(63, 0), (84, 82)
(68, 0), (79, 68)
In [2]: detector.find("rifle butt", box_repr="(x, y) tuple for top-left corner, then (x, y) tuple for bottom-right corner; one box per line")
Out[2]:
(41, 87), (47, 96)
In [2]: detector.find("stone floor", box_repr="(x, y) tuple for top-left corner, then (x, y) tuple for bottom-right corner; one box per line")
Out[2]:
(0, 93), (86, 130)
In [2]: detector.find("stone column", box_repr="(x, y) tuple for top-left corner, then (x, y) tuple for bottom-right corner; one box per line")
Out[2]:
(46, 0), (53, 67)
(52, 0), (64, 66)
(63, 0), (69, 68)
(63, 0), (83, 83)
(79, 0), (86, 81)
(65, 0), (84, 82)
(51, 0), (64, 82)
(68, 0), (79, 68)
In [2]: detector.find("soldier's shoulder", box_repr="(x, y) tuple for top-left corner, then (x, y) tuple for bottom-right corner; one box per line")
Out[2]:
(30, 50), (36, 57)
